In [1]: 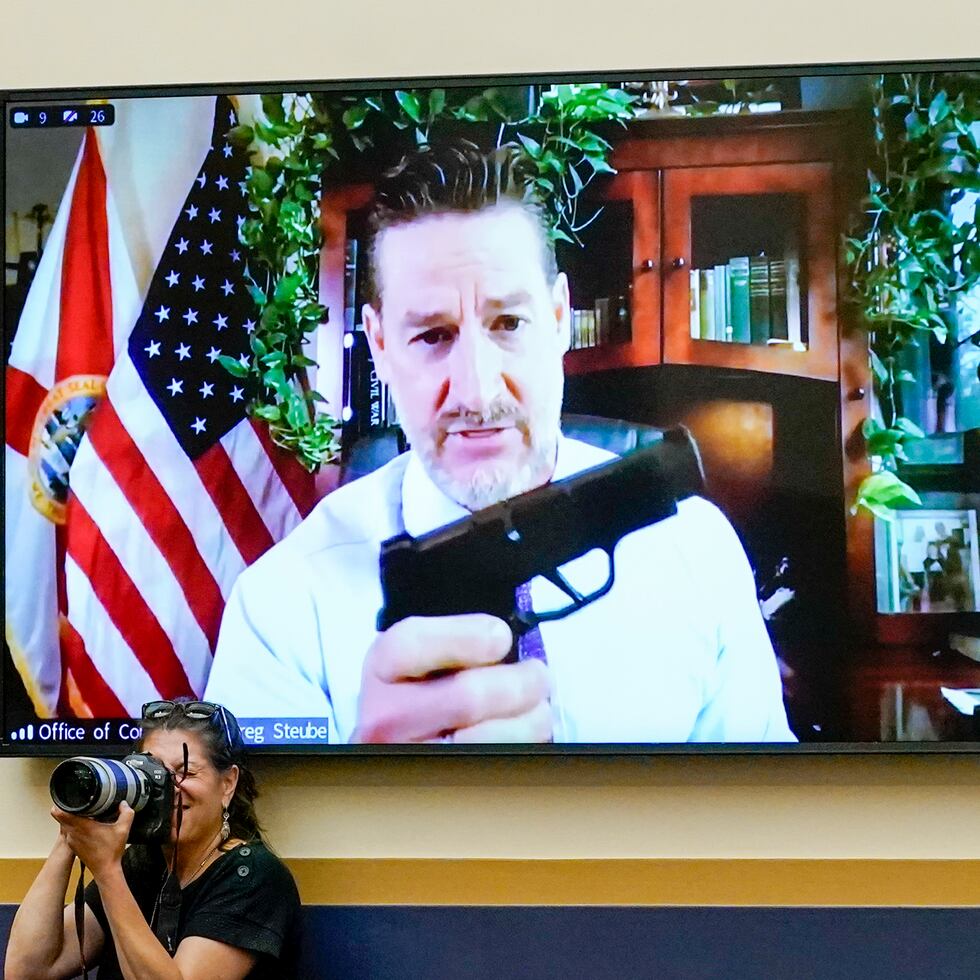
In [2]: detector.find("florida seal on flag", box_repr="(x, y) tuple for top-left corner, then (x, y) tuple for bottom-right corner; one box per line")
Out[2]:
(28, 375), (106, 524)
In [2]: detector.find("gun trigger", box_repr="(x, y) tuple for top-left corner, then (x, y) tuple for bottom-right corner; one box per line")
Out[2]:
(543, 569), (585, 606)
(533, 550), (617, 626)
(512, 610), (535, 635)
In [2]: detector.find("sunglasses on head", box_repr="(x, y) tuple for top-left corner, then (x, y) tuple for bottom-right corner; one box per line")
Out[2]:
(141, 699), (234, 750)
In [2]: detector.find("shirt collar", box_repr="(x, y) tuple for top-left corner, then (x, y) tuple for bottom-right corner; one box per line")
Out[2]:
(401, 434), (613, 537)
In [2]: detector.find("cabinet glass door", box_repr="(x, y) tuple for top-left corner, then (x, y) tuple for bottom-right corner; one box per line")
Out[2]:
(562, 171), (660, 375)
(662, 163), (838, 381)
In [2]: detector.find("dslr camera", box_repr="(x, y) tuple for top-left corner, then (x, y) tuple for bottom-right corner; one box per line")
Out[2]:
(49, 753), (174, 844)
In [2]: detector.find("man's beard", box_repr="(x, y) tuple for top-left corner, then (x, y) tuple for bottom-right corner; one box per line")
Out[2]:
(404, 397), (561, 511)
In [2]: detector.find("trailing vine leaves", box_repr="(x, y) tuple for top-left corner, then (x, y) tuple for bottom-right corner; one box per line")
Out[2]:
(224, 94), (340, 471)
(226, 85), (638, 471)
(510, 84), (636, 244)
(845, 72), (980, 520)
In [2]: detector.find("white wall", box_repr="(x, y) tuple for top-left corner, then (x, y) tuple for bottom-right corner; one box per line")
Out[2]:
(3, 0), (979, 864)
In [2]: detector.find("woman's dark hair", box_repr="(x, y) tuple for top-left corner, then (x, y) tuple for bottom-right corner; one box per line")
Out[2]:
(137, 702), (263, 844)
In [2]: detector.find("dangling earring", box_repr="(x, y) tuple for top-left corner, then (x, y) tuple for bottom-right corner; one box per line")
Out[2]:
(221, 808), (231, 842)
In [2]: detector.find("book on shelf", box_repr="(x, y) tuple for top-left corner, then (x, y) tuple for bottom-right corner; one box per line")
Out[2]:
(570, 308), (598, 350)
(686, 249), (805, 348)
(768, 257), (788, 342)
(728, 256), (751, 344)
(702, 271), (716, 340)
(368, 365), (386, 428)
(595, 297), (610, 347)
(343, 329), (393, 435)
(343, 238), (358, 331)
(713, 264), (731, 342)
(702, 268), (716, 340)
(786, 249), (805, 350)
(689, 269), (700, 339)
(749, 254), (771, 345)
(783, 209), (807, 348)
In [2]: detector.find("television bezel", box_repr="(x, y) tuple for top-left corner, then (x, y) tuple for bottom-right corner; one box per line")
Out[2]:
(2, 56), (979, 757)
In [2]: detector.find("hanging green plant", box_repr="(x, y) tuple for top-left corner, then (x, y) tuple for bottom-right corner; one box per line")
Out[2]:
(225, 84), (638, 471)
(845, 71), (980, 520)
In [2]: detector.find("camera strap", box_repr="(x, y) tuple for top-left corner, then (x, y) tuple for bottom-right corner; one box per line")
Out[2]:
(152, 740), (188, 954)
(73, 859), (90, 980)
(153, 871), (183, 954)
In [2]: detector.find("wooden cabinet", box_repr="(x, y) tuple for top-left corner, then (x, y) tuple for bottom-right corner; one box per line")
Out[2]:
(562, 111), (978, 660)
(563, 113), (846, 383)
(560, 112), (879, 708)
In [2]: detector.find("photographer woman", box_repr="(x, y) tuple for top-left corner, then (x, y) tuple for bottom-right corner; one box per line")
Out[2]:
(4, 701), (301, 980)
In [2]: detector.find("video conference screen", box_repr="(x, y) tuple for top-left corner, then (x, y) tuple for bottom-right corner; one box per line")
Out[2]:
(3, 64), (979, 754)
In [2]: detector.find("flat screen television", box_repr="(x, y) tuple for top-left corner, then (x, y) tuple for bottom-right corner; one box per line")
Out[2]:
(3, 60), (979, 755)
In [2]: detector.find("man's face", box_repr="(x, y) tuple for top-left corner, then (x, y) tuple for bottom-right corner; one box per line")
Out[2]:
(364, 204), (570, 510)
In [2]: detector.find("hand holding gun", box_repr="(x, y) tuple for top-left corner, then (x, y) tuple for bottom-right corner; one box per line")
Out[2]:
(353, 428), (703, 743)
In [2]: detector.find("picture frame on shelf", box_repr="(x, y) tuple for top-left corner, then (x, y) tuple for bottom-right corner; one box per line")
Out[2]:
(877, 508), (980, 615)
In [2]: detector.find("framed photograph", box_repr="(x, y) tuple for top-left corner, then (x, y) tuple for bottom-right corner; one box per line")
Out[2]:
(881, 509), (980, 614)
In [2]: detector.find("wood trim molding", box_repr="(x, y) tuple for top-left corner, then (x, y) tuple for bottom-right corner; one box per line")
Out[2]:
(3, 858), (979, 907)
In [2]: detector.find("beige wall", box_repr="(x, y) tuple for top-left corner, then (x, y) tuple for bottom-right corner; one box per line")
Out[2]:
(4, 754), (980, 861)
(3, 0), (980, 867)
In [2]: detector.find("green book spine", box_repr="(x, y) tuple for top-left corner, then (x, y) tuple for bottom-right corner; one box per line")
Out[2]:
(749, 255), (771, 344)
(729, 256), (751, 344)
(769, 257), (788, 341)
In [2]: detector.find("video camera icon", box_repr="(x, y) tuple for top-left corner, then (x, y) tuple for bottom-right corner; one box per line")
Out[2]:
(12, 110), (30, 125)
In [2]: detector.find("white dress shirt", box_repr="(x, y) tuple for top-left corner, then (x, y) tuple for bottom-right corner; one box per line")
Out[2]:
(204, 437), (796, 744)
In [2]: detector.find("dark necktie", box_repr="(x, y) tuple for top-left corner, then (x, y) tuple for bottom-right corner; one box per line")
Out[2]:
(515, 582), (547, 663)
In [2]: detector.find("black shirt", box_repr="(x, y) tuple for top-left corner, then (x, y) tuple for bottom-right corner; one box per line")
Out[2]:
(84, 841), (301, 979)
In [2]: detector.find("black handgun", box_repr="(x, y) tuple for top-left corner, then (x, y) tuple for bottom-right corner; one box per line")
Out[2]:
(376, 427), (704, 661)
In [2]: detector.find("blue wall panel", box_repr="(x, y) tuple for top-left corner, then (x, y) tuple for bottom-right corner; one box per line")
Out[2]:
(3, 904), (978, 979)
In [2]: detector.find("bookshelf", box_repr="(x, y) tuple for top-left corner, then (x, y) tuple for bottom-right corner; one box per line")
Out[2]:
(562, 113), (843, 381)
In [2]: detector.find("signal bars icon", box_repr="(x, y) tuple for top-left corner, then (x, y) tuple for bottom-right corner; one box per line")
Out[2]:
(9, 724), (34, 741)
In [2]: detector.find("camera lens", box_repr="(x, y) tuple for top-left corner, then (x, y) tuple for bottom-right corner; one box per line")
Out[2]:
(50, 757), (148, 817)
(50, 760), (101, 811)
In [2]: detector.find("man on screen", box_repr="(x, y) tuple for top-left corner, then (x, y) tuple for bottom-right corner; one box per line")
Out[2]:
(204, 142), (795, 744)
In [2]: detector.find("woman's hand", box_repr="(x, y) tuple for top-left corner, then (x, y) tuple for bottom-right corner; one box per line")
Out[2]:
(52, 801), (135, 880)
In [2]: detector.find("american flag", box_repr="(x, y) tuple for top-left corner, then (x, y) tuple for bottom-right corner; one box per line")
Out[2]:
(6, 96), (317, 717)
